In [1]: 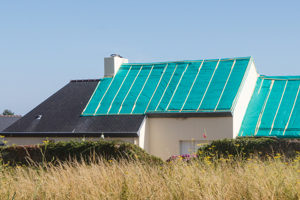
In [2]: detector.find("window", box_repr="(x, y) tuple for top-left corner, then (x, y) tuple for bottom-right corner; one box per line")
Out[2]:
(180, 140), (211, 155)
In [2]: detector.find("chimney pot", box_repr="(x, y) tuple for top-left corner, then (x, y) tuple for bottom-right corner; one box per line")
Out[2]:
(104, 54), (128, 77)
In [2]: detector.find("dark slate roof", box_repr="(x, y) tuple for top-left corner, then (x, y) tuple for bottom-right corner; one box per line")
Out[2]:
(3, 80), (144, 137)
(0, 115), (21, 132)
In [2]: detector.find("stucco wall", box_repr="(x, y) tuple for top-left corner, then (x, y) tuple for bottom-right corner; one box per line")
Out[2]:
(232, 59), (259, 138)
(147, 117), (233, 160)
(3, 137), (137, 146)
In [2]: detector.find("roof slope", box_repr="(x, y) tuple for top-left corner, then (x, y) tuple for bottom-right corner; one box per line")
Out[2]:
(0, 115), (21, 132)
(4, 80), (144, 136)
(239, 76), (300, 138)
(82, 57), (251, 116)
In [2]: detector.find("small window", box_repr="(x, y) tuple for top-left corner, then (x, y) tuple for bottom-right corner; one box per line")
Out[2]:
(180, 140), (211, 155)
(35, 115), (42, 120)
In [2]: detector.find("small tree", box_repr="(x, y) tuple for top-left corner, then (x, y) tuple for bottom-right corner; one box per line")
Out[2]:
(2, 109), (14, 115)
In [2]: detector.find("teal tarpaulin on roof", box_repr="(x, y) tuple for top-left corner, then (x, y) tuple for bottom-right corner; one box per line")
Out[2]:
(82, 57), (251, 115)
(239, 76), (300, 138)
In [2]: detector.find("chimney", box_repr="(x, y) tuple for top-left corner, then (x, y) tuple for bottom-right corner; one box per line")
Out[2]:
(104, 54), (128, 77)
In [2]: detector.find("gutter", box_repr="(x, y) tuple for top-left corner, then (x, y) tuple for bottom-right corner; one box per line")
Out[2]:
(146, 111), (232, 118)
(0, 132), (138, 138)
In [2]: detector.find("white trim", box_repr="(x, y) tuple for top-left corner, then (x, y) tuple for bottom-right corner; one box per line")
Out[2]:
(254, 80), (274, 135)
(197, 59), (221, 110)
(118, 66), (143, 114)
(155, 64), (178, 111)
(240, 131), (244, 136)
(143, 64), (168, 113)
(131, 65), (154, 114)
(94, 71), (119, 115)
(180, 61), (204, 111)
(107, 66), (132, 114)
(82, 80), (101, 114)
(230, 57), (254, 112)
(283, 85), (300, 136)
(257, 79), (264, 94)
(214, 60), (236, 111)
(269, 80), (288, 135)
(165, 63), (189, 111)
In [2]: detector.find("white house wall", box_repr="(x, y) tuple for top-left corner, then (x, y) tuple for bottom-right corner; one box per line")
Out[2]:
(146, 117), (233, 160)
(232, 59), (259, 138)
(137, 117), (150, 151)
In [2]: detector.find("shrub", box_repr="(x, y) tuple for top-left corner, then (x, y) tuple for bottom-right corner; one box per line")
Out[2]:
(166, 154), (198, 162)
(197, 137), (300, 160)
(0, 140), (163, 165)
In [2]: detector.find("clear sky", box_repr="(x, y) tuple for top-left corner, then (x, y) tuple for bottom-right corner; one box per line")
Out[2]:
(1, 0), (300, 115)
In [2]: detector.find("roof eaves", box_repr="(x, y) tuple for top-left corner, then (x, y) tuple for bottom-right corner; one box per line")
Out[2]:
(0, 132), (138, 138)
(146, 111), (232, 118)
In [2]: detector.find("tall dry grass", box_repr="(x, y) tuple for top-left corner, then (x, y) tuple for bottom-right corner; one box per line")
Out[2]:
(0, 158), (299, 200)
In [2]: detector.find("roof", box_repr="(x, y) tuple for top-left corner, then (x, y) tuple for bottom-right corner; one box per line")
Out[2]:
(3, 80), (144, 137)
(0, 115), (21, 132)
(82, 57), (251, 116)
(239, 76), (300, 138)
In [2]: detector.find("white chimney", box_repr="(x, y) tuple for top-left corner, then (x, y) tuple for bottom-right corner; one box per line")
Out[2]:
(104, 54), (128, 77)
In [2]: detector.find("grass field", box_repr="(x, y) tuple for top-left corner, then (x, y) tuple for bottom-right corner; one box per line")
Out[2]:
(0, 156), (299, 200)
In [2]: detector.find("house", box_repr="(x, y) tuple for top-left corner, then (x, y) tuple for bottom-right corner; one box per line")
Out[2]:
(0, 115), (21, 145)
(2, 55), (300, 159)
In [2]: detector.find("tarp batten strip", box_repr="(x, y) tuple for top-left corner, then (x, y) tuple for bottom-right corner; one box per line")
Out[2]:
(143, 64), (168, 113)
(155, 64), (178, 111)
(118, 66), (143, 114)
(107, 66), (132, 114)
(197, 59), (220, 110)
(283, 85), (300, 135)
(214, 60), (236, 111)
(269, 80), (288, 135)
(257, 79), (264, 94)
(82, 80), (101, 114)
(130, 65), (154, 114)
(180, 61), (204, 112)
(254, 80), (274, 135)
(166, 63), (189, 111)
(94, 75), (116, 115)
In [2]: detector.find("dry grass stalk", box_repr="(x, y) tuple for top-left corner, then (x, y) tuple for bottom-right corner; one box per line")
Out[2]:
(0, 157), (299, 200)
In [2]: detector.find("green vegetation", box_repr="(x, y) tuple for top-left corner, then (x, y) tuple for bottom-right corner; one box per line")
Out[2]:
(0, 138), (298, 199)
(2, 109), (14, 115)
(197, 137), (300, 160)
(0, 140), (163, 166)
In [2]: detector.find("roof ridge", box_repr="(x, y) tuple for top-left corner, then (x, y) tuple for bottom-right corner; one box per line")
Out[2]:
(70, 79), (100, 83)
(0, 115), (22, 118)
(123, 56), (251, 66)
(260, 75), (300, 81)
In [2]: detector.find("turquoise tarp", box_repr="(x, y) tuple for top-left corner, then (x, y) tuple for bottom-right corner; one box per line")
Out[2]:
(82, 57), (251, 115)
(239, 76), (300, 138)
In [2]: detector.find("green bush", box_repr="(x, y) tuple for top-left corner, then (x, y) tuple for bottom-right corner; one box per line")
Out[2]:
(197, 137), (300, 160)
(0, 140), (163, 166)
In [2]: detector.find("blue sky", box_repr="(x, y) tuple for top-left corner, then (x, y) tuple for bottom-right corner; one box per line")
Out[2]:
(1, 0), (300, 115)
